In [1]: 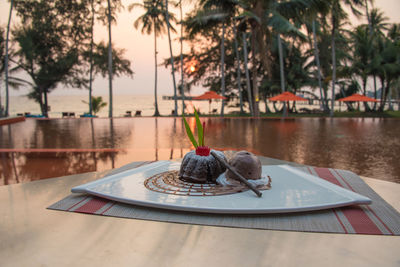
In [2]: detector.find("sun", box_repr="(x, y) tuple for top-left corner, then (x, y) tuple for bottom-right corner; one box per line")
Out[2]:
(190, 65), (196, 72)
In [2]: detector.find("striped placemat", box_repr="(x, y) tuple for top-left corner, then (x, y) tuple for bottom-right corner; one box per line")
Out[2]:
(48, 162), (400, 235)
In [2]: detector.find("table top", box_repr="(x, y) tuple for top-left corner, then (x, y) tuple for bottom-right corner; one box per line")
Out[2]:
(1, 156), (399, 267)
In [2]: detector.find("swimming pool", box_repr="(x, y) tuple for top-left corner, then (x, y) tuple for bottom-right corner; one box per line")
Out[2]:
(1, 117), (399, 185)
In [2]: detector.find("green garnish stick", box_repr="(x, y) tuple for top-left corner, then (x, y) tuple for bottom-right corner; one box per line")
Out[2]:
(202, 122), (205, 147)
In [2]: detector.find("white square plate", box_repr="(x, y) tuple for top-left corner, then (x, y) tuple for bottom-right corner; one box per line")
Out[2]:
(72, 161), (371, 214)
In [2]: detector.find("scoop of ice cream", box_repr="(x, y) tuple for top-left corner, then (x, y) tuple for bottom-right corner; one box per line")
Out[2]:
(226, 151), (261, 180)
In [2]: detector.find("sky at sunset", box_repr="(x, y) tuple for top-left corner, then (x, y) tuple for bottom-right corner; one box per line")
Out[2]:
(1, 0), (400, 97)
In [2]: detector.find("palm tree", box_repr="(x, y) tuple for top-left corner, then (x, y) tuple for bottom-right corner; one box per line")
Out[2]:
(271, 12), (310, 114)
(242, 32), (254, 116)
(129, 0), (176, 116)
(308, 18), (351, 110)
(13, 0), (92, 117)
(265, 1), (322, 116)
(302, 5), (330, 112)
(351, 26), (371, 93)
(236, 4), (263, 117)
(277, 34), (287, 116)
(235, 0), (326, 117)
(204, 0), (238, 117)
(165, 0), (179, 116)
(185, 0), (238, 116)
(88, 41), (133, 80)
(366, 8), (389, 110)
(106, 0), (113, 118)
(364, 0), (377, 35)
(83, 96), (107, 115)
(183, 0), (324, 117)
(374, 24), (400, 111)
(311, 18), (329, 111)
(4, 0), (14, 117)
(88, 0), (96, 116)
(265, 32), (313, 113)
(0, 27), (31, 117)
(328, 0), (364, 116)
(350, 25), (375, 110)
(233, 22), (244, 114)
(285, 43), (314, 100)
(94, 0), (122, 118)
(178, 0), (185, 115)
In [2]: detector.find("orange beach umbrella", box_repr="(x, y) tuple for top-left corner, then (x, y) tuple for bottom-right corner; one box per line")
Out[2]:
(337, 93), (378, 102)
(192, 91), (227, 100)
(268, 92), (307, 117)
(268, 91), (307, 102)
(192, 91), (227, 113)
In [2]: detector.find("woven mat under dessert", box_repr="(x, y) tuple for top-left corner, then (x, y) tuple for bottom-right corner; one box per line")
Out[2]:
(48, 161), (400, 235)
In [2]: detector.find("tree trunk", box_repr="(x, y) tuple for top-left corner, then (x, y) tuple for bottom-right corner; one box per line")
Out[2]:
(43, 90), (49, 118)
(0, 81), (2, 116)
(154, 118), (159, 161)
(378, 77), (386, 111)
(153, 29), (160, 116)
(165, 0), (178, 116)
(40, 100), (45, 116)
(107, 0), (113, 118)
(109, 118), (115, 168)
(4, 0), (14, 117)
(179, 0), (185, 115)
(89, 0), (95, 115)
(277, 34), (287, 117)
(312, 19), (328, 112)
(265, 94), (272, 113)
(233, 24), (244, 114)
(220, 22), (226, 117)
(387, 82), (393, 111)
(90, 118), (97, 169)
(365, 0), (373, 34)
(37, 86), (44, 116)
(250, 31), (260, 117)
(372, 75), (378, 110)
(366, 0), (376, 112)
(253, 2), (270, 78)
(381, 81), (390, 111)
(362, 78), (372, 111)
(340, 84), (353, 111)
(330, 16), (337, 117)
(242, 33), (254, 116)
(272, 102), (284, 113)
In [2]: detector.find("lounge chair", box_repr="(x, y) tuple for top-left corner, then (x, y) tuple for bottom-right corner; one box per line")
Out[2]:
(25, 114), (45, 118)
(311, 109), (324, 114)
(134, 110), (142, 116)
(299, 108), (311, 114)
(80, 113), (97, 118)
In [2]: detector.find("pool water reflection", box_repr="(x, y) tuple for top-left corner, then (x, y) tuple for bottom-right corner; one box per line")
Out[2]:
(1, 117), (399, 185)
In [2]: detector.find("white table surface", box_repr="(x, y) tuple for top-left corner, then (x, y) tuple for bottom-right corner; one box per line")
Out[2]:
(1, 156), (399, 267)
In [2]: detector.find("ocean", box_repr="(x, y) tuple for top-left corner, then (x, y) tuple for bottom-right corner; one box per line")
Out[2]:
(8, 94), (249, 117)
(8, 94), (382, 118)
